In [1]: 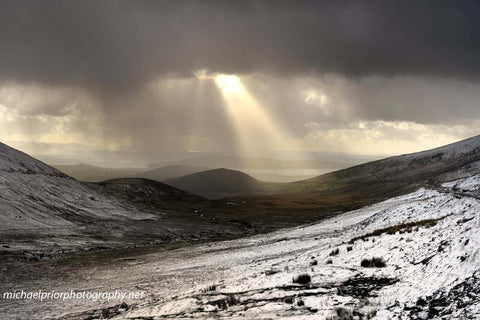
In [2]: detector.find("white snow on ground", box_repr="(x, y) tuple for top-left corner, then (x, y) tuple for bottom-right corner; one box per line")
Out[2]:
(386, 134), (480, 165)
(108, 174), (480, 320)
(443, 174), (480, 196)
(0, 142), (155, 236)
(1, 139), (479, 319)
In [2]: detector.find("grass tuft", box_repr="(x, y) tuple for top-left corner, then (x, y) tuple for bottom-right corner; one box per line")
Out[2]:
(292, 274), (311, 285)
(349, 218), (442, 244)
(361, 257), (386, 268)
(329, 248), (340, 256)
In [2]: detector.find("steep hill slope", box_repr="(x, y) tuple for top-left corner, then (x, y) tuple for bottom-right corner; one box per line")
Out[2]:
(0, 143), (153, 232)
(264, 135), (480, 194)
(164, 168), (266, 198)
(0, 143), (238, 254)
(88, 178), (207, 213)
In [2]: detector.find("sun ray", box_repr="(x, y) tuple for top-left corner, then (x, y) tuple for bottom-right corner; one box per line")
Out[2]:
(213, 74), (300, 157)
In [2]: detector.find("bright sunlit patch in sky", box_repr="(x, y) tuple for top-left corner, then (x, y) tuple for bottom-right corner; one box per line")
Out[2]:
(215, 75), (243, 94)
(207, 73), (303, 157)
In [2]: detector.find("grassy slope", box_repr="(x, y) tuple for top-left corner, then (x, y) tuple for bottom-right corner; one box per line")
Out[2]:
(88, 178), (209, 213)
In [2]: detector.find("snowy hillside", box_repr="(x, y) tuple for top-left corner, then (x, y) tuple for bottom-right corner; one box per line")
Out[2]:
(266, 135), (480, 196)
(0, 142), (164, 252)
(0, 142), (245, 254)
(105, 174), (479, 320)
(0, 142), (154, 231)
(0, 142), (478, 319)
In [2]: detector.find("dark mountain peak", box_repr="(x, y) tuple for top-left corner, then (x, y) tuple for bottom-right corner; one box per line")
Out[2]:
(165, 168), (263, 198)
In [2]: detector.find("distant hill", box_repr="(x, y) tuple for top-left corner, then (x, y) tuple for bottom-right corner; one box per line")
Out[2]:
(135, 165), (211, 181)
(88, 178), (208, 213)
(149, 155), (353, 170)
(163, 136), (480, 199)
(165, 168), (266, 198)
(53, 163), (145, 182)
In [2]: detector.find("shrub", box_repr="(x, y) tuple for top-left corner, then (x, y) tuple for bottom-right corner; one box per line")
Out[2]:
(226, 294), (238, 305)
(293, 273), (311, 285)
(361, 257), (386, 268)
(361, 258), (371, 267)
(201, 284), (217, 292)
(211, 294), (239, 310)
(348, 218), (441, 243)
(334, 306), (353, 319)
(101, 309), (111, 318)
(283, 296), (293, 304)
(346, 246), (353, 252)
(329, 248), (340, 256)
(310, 260), (318, 266)
(326, 259), (333, 264)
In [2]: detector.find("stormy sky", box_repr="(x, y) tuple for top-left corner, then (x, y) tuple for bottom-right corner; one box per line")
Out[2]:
(1, 0), (479, 166)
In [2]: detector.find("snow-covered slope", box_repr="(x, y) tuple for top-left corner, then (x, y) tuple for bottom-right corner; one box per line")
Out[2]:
(0, 142), (162, 253)
(265, 135), (480, 196)
(0, 143), (245, 254)
(0, 166), (478, 319)
(0, 142), (154, 231)
(107, 174), (480, 320)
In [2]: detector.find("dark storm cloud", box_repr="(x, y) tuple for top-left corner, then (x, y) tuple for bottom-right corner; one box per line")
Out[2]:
(1, 0), (480, 92)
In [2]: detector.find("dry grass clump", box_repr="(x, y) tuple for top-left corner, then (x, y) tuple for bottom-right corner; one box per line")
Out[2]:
(329, 248), (340, 256)
(361, 257), (386, 268)
(292, 274), (311, 285)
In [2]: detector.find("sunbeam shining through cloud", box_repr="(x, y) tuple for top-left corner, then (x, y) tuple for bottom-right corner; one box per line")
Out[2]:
(212, 74), (302, 157)
(215, 75), (243, 94)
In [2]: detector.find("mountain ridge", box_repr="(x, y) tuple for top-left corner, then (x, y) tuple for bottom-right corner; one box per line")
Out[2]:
(161, 136), (480, 198)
